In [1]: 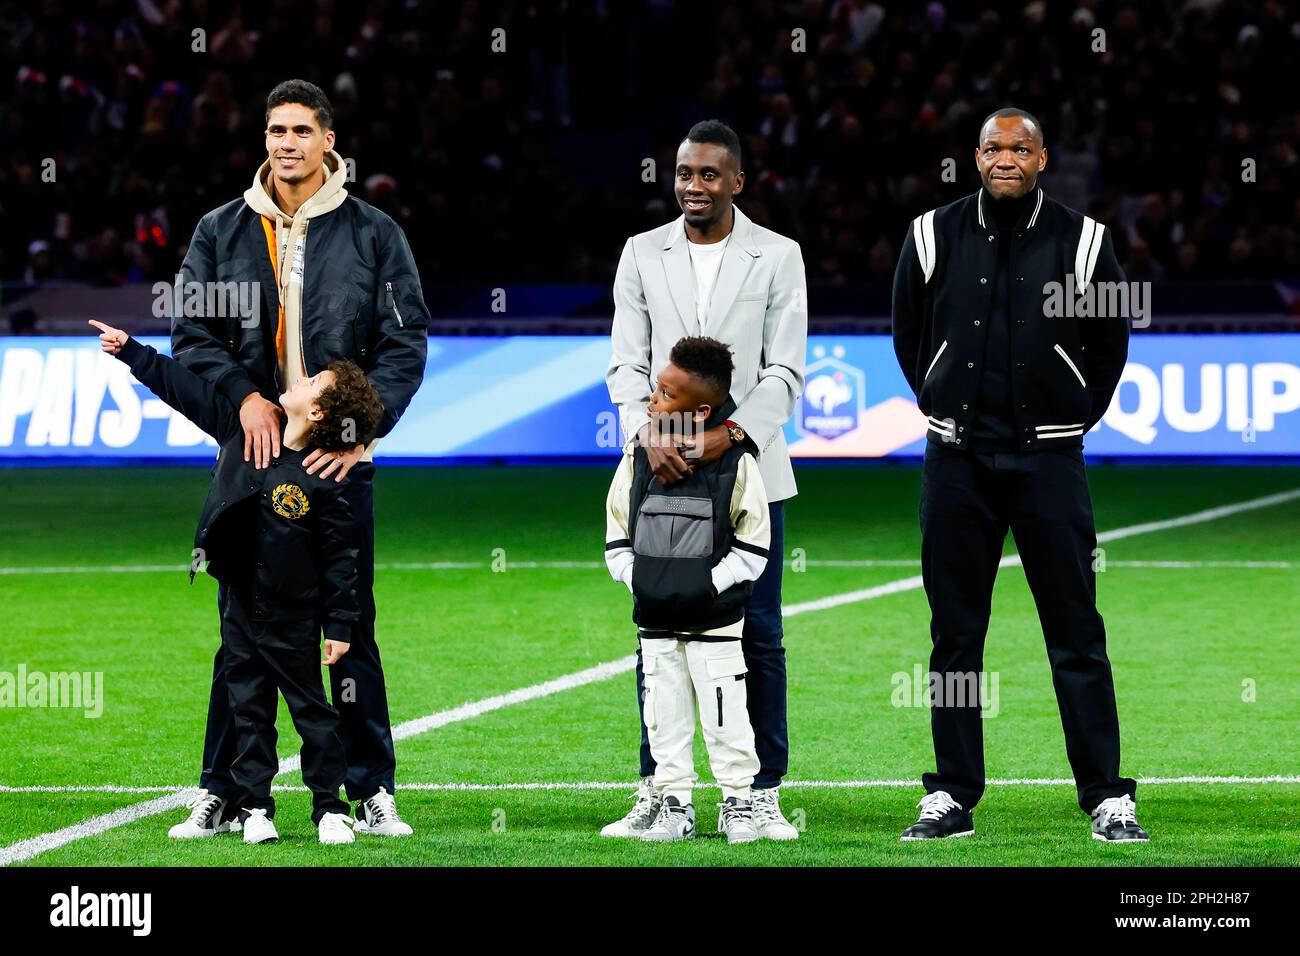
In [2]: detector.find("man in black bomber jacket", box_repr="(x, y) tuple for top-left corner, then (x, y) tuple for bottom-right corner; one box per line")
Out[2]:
(890, 109), (1148, 844)
(169, 80), (427, 837)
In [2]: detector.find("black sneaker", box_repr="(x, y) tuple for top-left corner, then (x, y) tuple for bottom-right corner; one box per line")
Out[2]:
(900, 791), (975, 840)
(1091, 795), (1149, 842)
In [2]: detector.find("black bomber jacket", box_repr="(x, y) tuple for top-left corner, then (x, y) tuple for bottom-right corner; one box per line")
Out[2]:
(171, 193), (428, 440)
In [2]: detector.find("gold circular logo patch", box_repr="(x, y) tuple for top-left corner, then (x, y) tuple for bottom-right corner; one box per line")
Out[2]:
(271, 483), (310, 520)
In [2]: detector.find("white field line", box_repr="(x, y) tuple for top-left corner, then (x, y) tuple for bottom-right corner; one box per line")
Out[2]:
(2, 775), (1297, 795)
(2, 485), (1298, 866)
(0, 657), (638, 866)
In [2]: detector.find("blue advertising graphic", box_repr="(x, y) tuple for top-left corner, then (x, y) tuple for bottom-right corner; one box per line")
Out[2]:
(1, 334), (1297, 461)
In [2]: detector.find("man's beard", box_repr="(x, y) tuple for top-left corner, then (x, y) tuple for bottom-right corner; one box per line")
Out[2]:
(681, 202), (723, 229)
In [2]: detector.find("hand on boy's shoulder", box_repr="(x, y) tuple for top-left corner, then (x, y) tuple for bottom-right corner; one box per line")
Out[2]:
(304, 444), (366, 483)
(679, 423), (732, 466)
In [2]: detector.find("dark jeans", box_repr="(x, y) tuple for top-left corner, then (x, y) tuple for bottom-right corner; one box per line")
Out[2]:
(918, 442), (1136, 813)
(635, 500), (789, 789)
(218, 586), (349, 824)
(200, 462), (397, 804)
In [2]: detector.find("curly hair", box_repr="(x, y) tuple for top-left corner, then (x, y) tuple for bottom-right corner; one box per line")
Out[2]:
(669, 335), (734, 404)
(309, 360), (383, 452)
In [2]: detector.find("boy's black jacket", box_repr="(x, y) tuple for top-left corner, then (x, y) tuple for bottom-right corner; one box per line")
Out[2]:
(116, 337), (359, 642)
(892, 187), (1130, 450)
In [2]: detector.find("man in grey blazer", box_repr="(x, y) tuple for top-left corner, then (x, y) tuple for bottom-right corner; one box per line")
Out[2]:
(604, 120), (808, 841)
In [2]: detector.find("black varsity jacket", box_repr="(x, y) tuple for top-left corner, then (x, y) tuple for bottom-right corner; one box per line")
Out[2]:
(892, 187), (1130, 450)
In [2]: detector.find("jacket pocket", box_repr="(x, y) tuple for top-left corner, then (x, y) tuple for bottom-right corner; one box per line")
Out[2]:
(634, 495), (713, 558)
(632, 555), (714, 626)
(384, 280), (404, 329)
(1054, 343), (1087, 387)
(314, 290), (360, 364)
(383, 276), (428, 331)
(641, 651), (659, 733)
(923, 339), (948, 384)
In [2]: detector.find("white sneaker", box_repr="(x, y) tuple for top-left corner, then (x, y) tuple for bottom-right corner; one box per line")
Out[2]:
(717, 797), (759, 844)
(241, 808), (279, 844)
(318, 812), (356, 845)
(600, 776), (663, 838)
(168, 789), (239, 839)
(353, 787), (413, 837)
(640, 795), (696, 842)
(751, 787), (799, 840)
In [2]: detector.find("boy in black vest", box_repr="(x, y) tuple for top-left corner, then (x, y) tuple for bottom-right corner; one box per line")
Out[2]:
(604, 336), (771, 844)
(90, 319), (382, 846)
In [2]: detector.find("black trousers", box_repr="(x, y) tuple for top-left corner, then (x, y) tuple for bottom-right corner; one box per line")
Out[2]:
(919, 442), (1136, 813)
(200, 463), (397, 803)
(218, 586), (349, 823)
(635, 500), (789, 789)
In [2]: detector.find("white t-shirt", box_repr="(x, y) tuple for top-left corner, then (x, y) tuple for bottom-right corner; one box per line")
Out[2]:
(687, 231), (731, 330)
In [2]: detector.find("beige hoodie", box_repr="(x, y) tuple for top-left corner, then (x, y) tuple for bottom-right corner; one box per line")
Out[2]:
(244, 150), (377, 460)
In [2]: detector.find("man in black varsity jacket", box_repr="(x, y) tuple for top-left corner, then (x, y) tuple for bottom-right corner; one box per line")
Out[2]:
(891, 108), (1148, 843)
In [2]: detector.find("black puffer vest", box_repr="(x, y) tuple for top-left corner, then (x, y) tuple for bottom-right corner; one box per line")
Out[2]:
(627, 398), (751, 632)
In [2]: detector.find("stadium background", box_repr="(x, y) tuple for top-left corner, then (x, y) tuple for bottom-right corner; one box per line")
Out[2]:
(0, 1), (1296, 868)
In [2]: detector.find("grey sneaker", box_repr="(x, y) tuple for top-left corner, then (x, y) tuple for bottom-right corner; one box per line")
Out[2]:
(600, 776), (663, 838)
(640, 795), (696, 842)
(717, 797), (759, 844)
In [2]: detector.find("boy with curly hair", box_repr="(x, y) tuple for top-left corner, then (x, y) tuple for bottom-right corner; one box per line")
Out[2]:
(90, 319), (383, 846)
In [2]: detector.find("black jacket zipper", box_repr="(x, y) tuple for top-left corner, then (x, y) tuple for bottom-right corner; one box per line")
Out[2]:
(385, 281), (404, 328)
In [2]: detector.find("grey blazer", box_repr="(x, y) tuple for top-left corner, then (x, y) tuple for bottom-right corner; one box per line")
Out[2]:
(606, 205), (808, 502)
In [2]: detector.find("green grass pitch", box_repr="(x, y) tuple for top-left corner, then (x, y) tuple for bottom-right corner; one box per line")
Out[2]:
(0, 463), (1297, 866)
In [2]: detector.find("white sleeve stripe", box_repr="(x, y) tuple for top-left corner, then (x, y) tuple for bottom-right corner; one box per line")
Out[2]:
(911, 216), (928, 278)
(921, 211), (935, 282)
(1084, 222), (1105, 288)
(1074, 216), (1094, 286)
(912, 210), (937, 283)
(1075, 216), (1102, 291)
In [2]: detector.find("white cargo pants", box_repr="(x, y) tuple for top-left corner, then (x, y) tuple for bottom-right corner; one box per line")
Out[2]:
(640, 634), (760, 805)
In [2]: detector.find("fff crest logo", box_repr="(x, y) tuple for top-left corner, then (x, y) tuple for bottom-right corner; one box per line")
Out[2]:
(798, 346), (864, 441)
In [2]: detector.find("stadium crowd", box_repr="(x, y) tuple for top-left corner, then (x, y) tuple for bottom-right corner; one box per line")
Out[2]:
(1, 0), (1296, 292)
